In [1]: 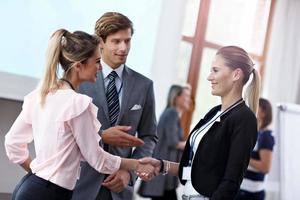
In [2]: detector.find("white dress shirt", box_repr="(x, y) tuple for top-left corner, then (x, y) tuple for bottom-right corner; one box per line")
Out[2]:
(101, 60), (124, 106)
(183, 111), (221, 196)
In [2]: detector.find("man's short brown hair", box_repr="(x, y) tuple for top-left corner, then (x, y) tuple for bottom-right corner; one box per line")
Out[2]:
(95, 12), (134, 42)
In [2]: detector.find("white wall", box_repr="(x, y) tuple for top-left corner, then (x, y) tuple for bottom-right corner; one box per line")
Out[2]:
(0, 71), (39, 101)
(0, 0), (161, 79)
(263, 0), (300, 104)
(0, 98), (35, 193)
(0, 0), (187, 115)
(0, 72), (38, 193)
(150, 0), (187, 116)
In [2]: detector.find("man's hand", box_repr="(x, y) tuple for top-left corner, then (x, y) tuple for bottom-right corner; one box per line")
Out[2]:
(101, 126), (144, 147)
(136, 162), (156, 181)
(136, 157), (161, 181)
(102, 170), (131, 193)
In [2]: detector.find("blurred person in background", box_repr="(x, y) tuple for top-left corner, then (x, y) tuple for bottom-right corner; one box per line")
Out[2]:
(236, 98), (275, 200)
(138, 84), (191, 200)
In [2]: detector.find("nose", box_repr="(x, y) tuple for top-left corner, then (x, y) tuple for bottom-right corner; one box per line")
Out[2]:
(119, 41), (127, 52)
(97, 62), (102, 71)
(207, 72), (213, 81)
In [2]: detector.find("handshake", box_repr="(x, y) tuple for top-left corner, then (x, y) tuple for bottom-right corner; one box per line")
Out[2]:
(134, 157), (170, 181)
(102, 127), (173, 181)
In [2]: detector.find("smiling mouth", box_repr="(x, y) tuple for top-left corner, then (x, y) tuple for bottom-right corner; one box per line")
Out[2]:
(211, 84), (217, 88)
(116, 54), (127, 57)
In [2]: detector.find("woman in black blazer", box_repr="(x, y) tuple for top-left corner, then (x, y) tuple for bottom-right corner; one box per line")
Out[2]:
(138, 46), (260, 200)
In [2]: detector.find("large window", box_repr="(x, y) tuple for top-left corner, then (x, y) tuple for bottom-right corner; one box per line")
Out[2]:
(206, 0), (271, 55)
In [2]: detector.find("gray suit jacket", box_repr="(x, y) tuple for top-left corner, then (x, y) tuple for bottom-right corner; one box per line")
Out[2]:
(72, 66), (157, 200)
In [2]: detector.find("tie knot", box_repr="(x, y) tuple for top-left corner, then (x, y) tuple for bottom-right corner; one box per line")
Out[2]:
(108, 71), (118, 80)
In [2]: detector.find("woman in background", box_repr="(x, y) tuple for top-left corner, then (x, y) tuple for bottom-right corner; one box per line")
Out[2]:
(4, 29), (152, 200)
(236, 98), (275, 200)
(138, 84), (191, 200)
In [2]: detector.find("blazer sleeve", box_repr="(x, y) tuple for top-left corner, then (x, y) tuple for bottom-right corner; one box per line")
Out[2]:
(210, 112), (257, 200)
(129, 81), (158, 183)
(132, 81), (157, 158)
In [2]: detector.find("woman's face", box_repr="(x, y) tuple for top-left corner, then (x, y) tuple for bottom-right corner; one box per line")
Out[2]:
(79, 45), (101, 82)
(176, 88), (191, 111)
(207, 55), (237, 97)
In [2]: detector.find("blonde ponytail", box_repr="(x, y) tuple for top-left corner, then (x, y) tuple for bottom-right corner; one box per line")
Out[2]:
(39, 29), (67, 106)
(245, 69), (261, 115)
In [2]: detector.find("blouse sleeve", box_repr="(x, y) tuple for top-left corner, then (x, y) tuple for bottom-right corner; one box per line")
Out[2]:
(5, 98), (33, 164)
(259, 131), (275, 151)
(68, 102), (121, 175)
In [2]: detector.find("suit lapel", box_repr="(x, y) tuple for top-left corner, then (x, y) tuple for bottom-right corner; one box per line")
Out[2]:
(95, 72), (110, 123)
(117, 66), (136, 124)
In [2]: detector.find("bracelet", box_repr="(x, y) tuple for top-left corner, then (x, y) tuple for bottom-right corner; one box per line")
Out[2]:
(164, 160), (170, 175)
(158, 159), (164, 173)
(158, 159), (170, 175)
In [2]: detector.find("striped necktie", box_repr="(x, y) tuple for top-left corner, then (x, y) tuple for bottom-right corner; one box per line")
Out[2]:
(106, 71), (120, 126)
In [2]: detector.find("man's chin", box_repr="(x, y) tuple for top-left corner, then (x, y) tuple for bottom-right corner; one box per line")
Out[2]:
(120, 57), (127, 62)
(116, 59), (127, 65)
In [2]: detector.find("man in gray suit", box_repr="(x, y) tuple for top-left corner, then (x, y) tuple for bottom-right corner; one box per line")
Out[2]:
(72, 12), (157, 200)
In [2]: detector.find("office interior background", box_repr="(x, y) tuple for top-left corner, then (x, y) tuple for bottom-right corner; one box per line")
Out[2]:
(1, 0), (300, 199)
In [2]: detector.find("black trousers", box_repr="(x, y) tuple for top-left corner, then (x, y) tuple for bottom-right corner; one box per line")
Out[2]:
(96, 186), (113, 200)
(151, 189), (178, 200)
(12, 172), (73, 200)
(235, 189), (265, 200)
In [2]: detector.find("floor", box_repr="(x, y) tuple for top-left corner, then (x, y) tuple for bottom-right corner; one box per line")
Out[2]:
(134, 179), (184, 200)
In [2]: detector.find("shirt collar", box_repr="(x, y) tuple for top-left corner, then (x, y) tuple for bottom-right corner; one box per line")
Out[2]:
(101, 60), (124, 80)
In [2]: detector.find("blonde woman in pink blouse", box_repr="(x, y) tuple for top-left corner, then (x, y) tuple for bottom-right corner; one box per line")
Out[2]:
(4, 29), (153, 200)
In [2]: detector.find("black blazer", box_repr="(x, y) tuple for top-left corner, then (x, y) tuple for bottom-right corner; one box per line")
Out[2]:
(179, 102), (257, 200)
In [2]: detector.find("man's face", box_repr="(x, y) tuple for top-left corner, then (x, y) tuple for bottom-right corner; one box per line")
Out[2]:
(100, 28), (132, 69)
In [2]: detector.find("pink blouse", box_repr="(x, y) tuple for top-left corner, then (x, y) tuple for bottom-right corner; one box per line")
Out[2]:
(4, 89), (121, 190)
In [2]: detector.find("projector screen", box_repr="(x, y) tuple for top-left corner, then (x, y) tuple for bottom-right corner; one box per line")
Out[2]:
(276, 104), (300, 199)
(0, 0), (161, 78)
